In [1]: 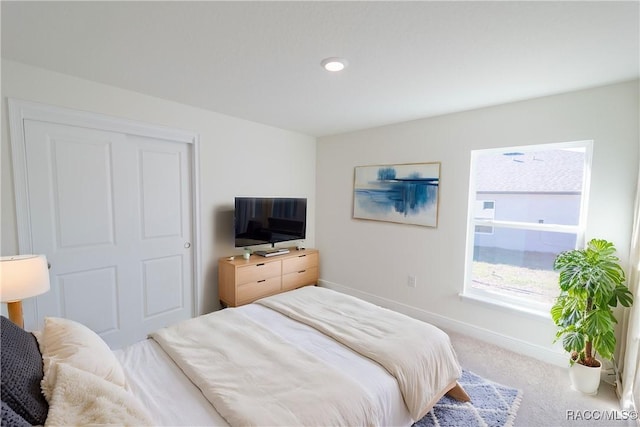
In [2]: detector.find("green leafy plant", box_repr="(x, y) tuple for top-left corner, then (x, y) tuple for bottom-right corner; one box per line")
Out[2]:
(551, 238), (633, 367)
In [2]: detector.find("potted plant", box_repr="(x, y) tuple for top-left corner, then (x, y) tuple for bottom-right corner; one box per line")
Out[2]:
(550, 238), (634, 394)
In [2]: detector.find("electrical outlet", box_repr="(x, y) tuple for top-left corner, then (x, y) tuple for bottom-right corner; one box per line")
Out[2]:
(408, 275), (417, 288)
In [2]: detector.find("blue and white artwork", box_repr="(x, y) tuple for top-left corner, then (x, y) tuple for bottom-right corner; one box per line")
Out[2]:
(353, 162), (440, 227)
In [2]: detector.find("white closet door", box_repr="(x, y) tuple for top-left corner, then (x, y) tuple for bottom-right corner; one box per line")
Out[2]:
(22, 119), (193, 348)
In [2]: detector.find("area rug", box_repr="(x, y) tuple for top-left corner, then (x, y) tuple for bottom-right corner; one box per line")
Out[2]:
(413, 370), (523, 427)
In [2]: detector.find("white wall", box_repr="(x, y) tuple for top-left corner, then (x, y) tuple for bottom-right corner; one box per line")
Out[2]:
(316, 80), (639, 365)
(0, 59), (317, 316)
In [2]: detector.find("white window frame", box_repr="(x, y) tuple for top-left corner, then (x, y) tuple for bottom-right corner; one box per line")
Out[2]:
(462, 140), (593, 316)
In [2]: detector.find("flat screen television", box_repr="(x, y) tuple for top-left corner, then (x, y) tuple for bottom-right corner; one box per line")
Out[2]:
(234, 197), (307, 248)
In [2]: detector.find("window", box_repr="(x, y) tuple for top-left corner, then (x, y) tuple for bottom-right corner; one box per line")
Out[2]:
(474, 200), (495, 234)
(463, 141), (592, 313)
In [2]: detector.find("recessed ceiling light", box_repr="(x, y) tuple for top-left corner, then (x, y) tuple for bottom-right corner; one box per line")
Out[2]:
(321, 57), (347, 72)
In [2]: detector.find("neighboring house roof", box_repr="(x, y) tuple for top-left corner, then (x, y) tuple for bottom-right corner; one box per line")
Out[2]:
(475, 149), (585, 193)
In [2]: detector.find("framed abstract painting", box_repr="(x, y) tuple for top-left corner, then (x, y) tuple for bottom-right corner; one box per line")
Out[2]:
(353, 162), (440, 227)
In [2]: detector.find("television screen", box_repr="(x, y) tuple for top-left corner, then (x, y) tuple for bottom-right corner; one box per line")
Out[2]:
(234, 197), (307, 248)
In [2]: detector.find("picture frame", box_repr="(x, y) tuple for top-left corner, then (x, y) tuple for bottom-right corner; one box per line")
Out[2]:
(353, 162), (440, 227)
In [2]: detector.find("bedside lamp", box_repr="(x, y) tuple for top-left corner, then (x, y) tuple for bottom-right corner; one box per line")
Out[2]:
(0, 255), (50, 328)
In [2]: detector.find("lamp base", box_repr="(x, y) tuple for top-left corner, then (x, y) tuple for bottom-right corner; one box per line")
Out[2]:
(7, 301), (24, 329)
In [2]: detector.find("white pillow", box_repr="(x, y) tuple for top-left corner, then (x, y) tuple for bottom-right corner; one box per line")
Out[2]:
(37, 317), (127, 401)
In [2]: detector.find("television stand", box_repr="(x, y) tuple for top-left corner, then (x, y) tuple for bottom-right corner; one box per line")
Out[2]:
(255, 248), (290, 257)
(218, 248), (319, 307)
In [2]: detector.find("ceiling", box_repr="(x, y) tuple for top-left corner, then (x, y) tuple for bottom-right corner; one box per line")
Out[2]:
(2, 1), (638, 137)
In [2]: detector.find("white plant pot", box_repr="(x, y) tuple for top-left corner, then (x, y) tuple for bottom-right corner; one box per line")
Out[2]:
(569, 360), (601, 395)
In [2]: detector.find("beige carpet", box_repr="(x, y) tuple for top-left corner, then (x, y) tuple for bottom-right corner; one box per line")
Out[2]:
(447, 330), (637, 427)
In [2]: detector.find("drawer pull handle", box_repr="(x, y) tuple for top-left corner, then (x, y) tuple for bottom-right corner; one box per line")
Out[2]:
(256, 263), (265, 266)
(257, 279), (266, 283)
(298, 270), (306, 274)
(298, 255), (306, 258)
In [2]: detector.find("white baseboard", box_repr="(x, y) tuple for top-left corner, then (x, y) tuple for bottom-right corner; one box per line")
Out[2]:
(319, 279), (568, 368)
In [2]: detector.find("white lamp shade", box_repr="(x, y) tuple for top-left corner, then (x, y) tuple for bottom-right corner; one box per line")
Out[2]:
(0, 255), (51, 302)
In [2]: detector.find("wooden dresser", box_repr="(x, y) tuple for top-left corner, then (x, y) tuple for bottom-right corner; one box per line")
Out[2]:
(218, 248), (319, 307)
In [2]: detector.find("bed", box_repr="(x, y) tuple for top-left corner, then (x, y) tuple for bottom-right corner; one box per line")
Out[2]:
(1, 286), (468, 426)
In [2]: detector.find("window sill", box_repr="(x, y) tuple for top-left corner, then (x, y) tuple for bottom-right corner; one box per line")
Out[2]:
(459, 292), (552, 321)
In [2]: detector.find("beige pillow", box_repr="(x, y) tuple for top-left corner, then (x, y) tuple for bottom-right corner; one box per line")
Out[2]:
(38, 317), (127, 401)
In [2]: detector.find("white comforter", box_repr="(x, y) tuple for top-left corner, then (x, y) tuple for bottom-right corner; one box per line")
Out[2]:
(256, 286), (462, 420)
(150, 307), (381, 426)
(150, 286), (462, 425)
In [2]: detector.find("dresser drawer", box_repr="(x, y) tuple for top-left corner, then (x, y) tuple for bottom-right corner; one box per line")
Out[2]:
(282, 266), (318, 291)
(282, 253), (318, 275)
(237, 261), (281, 284)
(237, 276), (282, 304)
